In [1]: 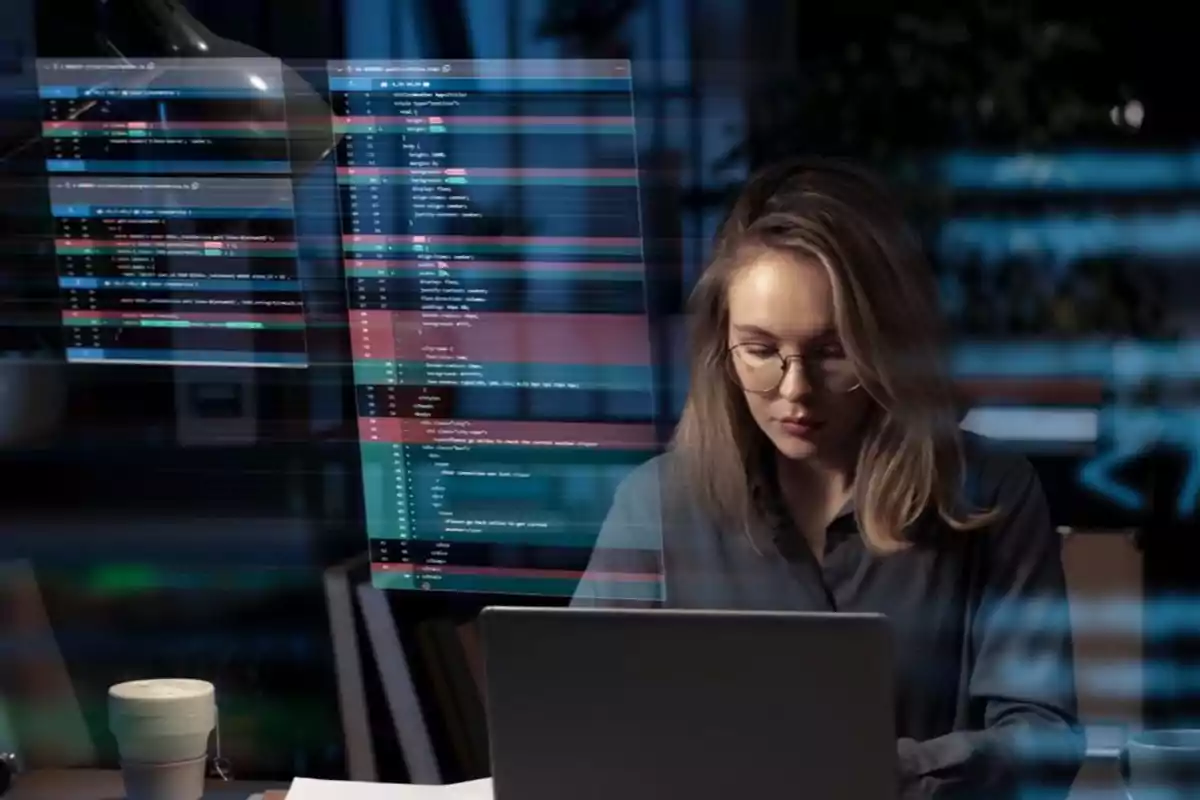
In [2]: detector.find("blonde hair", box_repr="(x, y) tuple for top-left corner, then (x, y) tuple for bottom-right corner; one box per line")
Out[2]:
(672, 158), (996, 553)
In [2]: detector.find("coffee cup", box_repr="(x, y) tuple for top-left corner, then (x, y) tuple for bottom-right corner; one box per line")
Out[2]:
(108, 679), (216, 800)
(1120, 729), (1200, 800)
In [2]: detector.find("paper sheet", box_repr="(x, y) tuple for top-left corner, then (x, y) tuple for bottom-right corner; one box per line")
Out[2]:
(287, 777), (494, 800)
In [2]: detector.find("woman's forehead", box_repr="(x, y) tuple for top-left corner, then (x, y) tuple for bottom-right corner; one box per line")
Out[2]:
(726, 251), (836, 339)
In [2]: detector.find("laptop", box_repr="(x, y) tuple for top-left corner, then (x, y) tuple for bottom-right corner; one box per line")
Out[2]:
(479, 607), (897, 800)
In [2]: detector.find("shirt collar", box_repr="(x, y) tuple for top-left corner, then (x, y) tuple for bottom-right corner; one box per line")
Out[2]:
(758, 458), (859, 541)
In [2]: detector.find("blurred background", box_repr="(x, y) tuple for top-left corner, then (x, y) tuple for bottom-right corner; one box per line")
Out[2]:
(1, 0), (1197, 788)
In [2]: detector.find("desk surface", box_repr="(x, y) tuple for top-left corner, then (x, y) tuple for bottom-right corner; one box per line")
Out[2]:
(13, 761), (1124, 800)
(9, 769), (283, 800)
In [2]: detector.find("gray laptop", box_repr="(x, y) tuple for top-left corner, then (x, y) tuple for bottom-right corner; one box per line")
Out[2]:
(480, 607), (897, 800)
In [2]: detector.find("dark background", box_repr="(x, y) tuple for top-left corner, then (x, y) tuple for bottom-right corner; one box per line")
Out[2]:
(1, 0), (1197, 781)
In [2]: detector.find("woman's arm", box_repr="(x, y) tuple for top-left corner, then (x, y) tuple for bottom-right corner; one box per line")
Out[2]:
(899, 457), (1087, 799)
(570, 459), (666, 608)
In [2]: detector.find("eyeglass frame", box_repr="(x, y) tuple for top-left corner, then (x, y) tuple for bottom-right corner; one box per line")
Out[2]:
(724, 343), (863, 395)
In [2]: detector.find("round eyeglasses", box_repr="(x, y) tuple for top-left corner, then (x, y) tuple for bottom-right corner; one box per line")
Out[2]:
(726, 343), (862, 394)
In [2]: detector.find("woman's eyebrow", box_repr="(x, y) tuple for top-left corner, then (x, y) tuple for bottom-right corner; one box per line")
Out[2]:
(732, 323), (839, 341)
(731, 324), (778, 338)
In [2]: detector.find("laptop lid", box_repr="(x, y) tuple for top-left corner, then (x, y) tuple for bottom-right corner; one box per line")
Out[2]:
(480, 607), (897, 800)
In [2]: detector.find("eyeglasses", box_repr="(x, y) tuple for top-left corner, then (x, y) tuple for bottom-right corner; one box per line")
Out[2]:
(726, 343), (862, 394)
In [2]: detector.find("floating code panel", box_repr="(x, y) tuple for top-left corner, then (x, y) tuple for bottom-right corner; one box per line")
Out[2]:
(329, 59), (662, 599)
(37, 58), (308, 368)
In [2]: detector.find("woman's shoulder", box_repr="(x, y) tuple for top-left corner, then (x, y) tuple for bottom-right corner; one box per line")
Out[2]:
(612, 450), (684, 507)
(957, 432), (1055, 555)
(609, 450), (712, 531)
(959, 431), (1042, 505)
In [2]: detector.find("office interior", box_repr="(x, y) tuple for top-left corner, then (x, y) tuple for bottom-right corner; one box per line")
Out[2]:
(0, 0), (1197, 794)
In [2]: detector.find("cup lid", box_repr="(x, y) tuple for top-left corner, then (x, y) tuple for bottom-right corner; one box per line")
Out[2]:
(109, 679), (215, 718)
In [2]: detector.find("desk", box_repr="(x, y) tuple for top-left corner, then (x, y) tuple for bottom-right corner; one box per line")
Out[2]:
(9, 770), (283, 800)
(257, 766), (1126, 800)
(12, 760), (1122, 800)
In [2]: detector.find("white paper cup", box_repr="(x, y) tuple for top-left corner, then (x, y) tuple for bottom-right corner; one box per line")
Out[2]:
(109, 679), (216, 800)
(120, 754), (207, 800)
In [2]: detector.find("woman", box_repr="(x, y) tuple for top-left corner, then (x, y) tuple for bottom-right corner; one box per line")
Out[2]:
(573, 158), (1086, 799)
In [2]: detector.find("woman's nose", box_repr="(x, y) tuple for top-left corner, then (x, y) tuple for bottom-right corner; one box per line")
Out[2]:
(777, 358), (812, 400)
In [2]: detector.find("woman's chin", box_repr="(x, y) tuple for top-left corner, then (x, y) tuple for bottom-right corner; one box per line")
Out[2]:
(769, 433), (819, 461)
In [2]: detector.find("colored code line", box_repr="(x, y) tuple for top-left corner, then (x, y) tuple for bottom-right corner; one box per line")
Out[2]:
(44, 128), (287, 139)
(343, 237), (640, 257)
(63, 311), (304, 323)
(57, 239), (294, 250)
(44, 120), (288, 131)
(64, 317), (303, 330)
(939, 211), (1200, 264)
(60, 277), (298, 291)
(347, 267), (641, 281)
(46, 159), (290, 173)
(52, 206), (294, 219)
(337, 174), (637, 187)
(337, 167), (637, 178)
(344, 259), (643, 274)
(39, 88), (283, 100)
(344, 235), (640, 246)
(364, 525), (608, 549)
(939, 149), (1200, 191)
(336, 116), (634, 126)
(357, 418), (657, 448)
(343, 243), (640, 256)
(371, 568), (662, 599)
(336, 125), (633, 135)
(65, 348), (307, 366)
(373, 564), (656, 582)
(353, 310), (652, 365)
(328, 78), (627, 93)
(56, 237), (297, 250)
(351, 358), (653, 391)
(57, 246), (296, 257)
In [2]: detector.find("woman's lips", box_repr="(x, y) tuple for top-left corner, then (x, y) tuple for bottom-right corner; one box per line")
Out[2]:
(778, 418), (825, 437)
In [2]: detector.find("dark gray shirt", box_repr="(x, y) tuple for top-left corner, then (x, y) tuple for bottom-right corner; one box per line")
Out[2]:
(572, 433), (1085, 799)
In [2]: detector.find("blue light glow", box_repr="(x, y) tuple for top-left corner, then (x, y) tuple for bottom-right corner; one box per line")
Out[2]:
(940, 149), (1200, 192)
